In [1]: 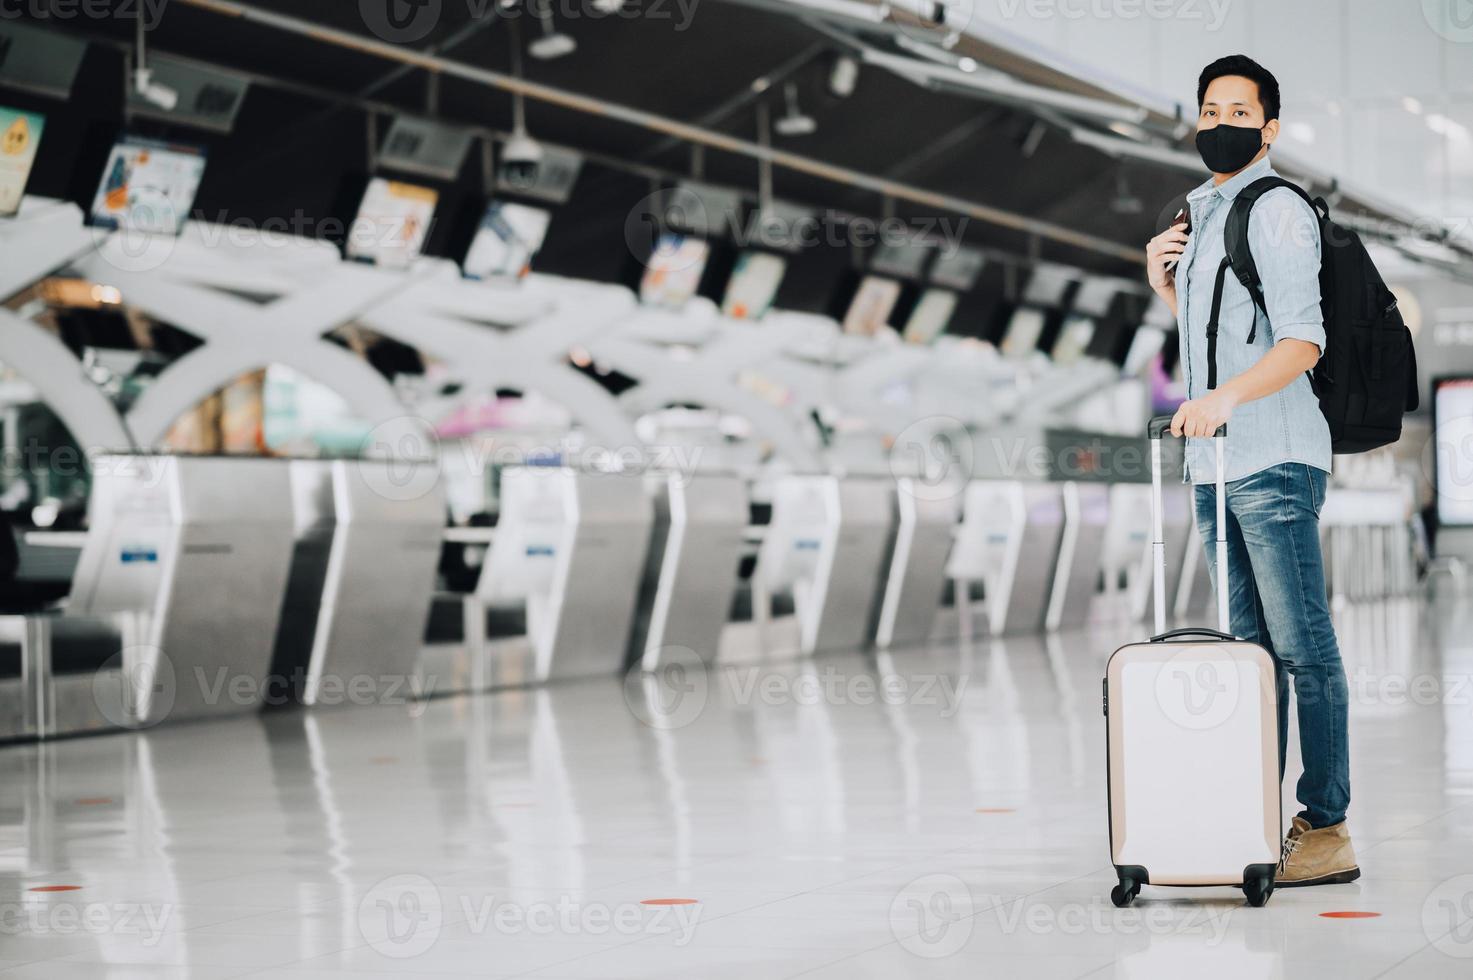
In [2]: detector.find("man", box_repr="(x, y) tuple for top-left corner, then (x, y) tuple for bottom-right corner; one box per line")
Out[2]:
(1144, 54), (1358, 887)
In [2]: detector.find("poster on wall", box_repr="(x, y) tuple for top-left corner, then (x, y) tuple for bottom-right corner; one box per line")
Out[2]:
(0, 106), (43, 217)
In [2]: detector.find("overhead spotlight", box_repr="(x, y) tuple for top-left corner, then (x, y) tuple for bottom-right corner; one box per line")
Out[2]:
(497, 0), (521, 9)
(828, 53), (859, 99)
(774, 83), (817, 137)
(590, 0), (625, 10)
(528, 2), (576, 60)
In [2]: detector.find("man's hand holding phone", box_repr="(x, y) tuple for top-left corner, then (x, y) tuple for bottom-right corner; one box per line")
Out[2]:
(1145, 208), (1191, 317)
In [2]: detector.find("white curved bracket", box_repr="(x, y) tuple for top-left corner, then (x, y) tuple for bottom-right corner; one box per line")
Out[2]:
(73, 234), (424, 449)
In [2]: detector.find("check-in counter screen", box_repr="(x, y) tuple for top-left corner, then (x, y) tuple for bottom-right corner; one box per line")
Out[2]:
(1435, 377), (1473, 526)
(464, 200), (550, 280)
(1001, 307), (1046, 359)
(640, 232), (709, 309)
(843, 276), (901, 337)
(722, 251), (786, 320)
(902, 289), (957, 345)
(347, 178), (438, 268)
(0, 106), (44, 217)
(89, 136), (206, 234)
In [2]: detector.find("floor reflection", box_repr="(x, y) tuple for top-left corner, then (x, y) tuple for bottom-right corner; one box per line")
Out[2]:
(0, 597), (1467, 976)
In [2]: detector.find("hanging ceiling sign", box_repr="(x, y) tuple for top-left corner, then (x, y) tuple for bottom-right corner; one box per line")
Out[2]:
(126, 56), (250, 133)
(0, 23), (86, 100)
(378, 114), (475, 181)
(672, 180), (743, 239)
(746, 198), (817, 254)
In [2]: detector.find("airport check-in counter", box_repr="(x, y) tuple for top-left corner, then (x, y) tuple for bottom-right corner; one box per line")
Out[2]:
(1320, 487), (1417, 602)
(1128, 480), (1194, 623)
(1176, 517), (1215, 618)
(752, 475), (894, 656)
(948, 480), (1066, 636)
(301, 460), (444, 705)
(67, 455), (296, 727)
(270, 461), (337, 703)
(434, 467), (654, 690)
(872, 478), (958, 650)
(0, 614), (128, 741)
(1044, 482), (1111, 632)
(628, 472), (747, 671)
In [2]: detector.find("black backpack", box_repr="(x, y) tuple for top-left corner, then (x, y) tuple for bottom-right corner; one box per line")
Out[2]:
(1208, 176), (1419, 454)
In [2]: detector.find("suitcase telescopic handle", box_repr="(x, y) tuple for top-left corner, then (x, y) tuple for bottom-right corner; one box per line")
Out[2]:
(1148, 416), (1227, 440)
(1145, 416), (1231, 636)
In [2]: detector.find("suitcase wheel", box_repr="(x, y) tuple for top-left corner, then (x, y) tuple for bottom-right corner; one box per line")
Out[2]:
(1110, 877), (1140, 908)
(1243, 875), (1274, 907)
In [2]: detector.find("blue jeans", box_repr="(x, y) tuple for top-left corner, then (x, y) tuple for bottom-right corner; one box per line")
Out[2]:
(1195, 462), (1350, 829)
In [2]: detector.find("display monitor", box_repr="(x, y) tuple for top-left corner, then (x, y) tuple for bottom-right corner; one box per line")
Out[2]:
(0, 106), (44, 218)
(639, 232), (710, 309)
(463, 200), (551, 280)
(346, 178), (438, 268)
(1051, 315), (1096, 365)
(1435, 377), (1473, 527)
(89, 136), (206, 234)
(1001, 307), (1046, 359)
(902, 288), (957, 345)
(722, 251), (786, 320)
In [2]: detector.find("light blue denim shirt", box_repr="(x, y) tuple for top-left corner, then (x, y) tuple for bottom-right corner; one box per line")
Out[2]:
(1176, 155), (1332, 485)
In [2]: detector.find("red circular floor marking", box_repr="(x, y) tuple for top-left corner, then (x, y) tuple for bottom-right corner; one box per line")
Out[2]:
(1320, 911), (1381, 919)
(74, 798), (113, 806)
(641, 898), (698, 906)
(29, 886), (81, 893)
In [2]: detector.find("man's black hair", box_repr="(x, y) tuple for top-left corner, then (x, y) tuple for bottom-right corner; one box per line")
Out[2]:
(1197, 55), (1280, 122)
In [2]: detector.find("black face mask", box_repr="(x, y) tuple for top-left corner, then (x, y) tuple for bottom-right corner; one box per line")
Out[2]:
(1195, 122), (1266, 174)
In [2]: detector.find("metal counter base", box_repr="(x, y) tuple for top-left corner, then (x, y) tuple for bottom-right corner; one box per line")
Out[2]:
(0, 615), (130, 742)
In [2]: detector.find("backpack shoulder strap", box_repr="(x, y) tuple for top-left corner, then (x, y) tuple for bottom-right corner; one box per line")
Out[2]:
(1222, 176), (1323, 342)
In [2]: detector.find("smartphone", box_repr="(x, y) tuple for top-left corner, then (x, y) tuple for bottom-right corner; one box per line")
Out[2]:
(1164, 207), (1192, 272)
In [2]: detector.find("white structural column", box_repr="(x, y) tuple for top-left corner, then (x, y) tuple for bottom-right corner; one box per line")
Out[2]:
(0, 199), (134, 452)
(590, 302), (824, 473)
(73, 226), (423, 450)
(359, 269), (642, 451)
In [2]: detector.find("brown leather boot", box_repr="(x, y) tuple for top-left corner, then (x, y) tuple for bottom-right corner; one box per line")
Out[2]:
(1276, 815), (1361, 887)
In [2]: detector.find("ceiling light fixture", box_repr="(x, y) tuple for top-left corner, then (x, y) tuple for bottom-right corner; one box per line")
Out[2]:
(775, 82), (817, 137)
(828, 53), (860, 98)
(528, 0), (576, 60)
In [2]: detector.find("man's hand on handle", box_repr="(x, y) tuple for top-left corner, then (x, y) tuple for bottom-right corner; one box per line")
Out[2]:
(1170, 389), (1239, 439)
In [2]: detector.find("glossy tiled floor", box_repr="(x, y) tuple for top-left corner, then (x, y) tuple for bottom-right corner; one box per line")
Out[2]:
(1, 595), (1471, 978)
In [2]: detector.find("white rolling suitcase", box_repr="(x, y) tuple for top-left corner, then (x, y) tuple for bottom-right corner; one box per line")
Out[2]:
(1103, 417), (1281, 908)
